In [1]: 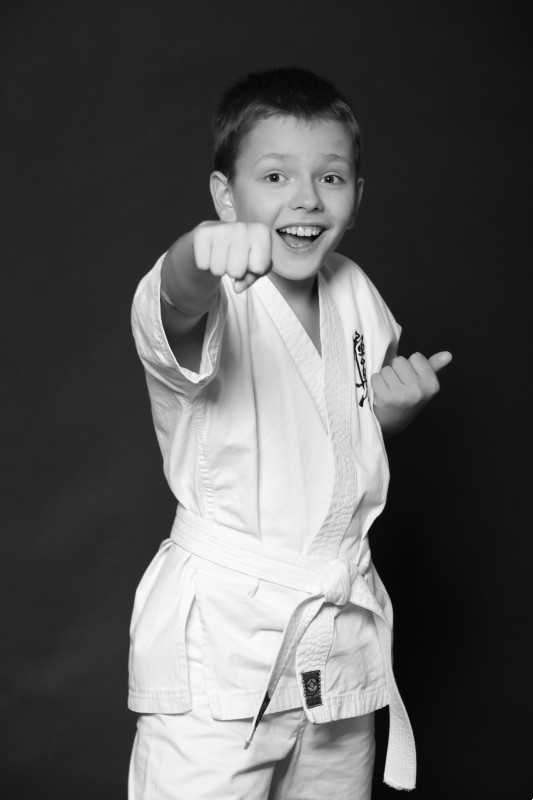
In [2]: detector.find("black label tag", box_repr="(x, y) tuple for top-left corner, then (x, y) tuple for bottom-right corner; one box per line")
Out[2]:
(301, 670), (322, 708)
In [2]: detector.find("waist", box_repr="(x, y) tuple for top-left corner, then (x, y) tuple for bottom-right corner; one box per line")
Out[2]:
(170, 505), (371, 598)
(168, 505), (416, 790)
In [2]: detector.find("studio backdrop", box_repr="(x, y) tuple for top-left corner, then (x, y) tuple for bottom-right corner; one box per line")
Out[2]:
(2, 1), (531, 797)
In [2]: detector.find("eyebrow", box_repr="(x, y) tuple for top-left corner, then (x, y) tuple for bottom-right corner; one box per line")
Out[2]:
(254, 153), (291, 164)
(324, 154), (351, 165)
(254, 153), (352, 166)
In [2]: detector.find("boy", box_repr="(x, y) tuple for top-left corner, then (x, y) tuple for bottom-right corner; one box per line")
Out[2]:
(128, 67), (451, 799)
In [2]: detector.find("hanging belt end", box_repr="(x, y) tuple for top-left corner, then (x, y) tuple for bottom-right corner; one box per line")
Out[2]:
(383, 778), (416, 792)
(383, 748), (417, 791)
(243, 691), (271, 750)
(243, 722), (258, 750)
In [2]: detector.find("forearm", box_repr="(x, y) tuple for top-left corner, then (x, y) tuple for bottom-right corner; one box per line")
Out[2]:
(161, 230), (221, 325)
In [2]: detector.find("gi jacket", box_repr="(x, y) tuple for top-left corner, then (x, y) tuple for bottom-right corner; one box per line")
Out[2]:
(129, 250), (402, 726)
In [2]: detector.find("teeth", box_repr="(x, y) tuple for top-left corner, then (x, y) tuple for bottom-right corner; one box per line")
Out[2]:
(280, 226), (323, 237)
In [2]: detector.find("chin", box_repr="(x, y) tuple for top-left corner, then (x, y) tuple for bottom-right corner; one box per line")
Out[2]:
(271, 249), (326, 282)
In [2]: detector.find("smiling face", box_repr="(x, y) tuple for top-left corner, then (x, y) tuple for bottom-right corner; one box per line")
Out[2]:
(211, 114), (363, 285)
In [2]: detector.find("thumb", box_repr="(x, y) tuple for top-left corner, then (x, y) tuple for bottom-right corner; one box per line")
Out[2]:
(428, 351), (453, 373)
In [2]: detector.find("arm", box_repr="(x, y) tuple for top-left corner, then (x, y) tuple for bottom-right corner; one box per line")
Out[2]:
(160, 221), (272, 371)
(371, 350), (452, 438)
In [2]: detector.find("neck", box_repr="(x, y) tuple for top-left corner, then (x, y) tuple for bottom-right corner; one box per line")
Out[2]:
(267, 271), (321, 355)
(267, 272), (318, 309)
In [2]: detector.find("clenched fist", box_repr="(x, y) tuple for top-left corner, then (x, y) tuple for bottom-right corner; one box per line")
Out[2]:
(192, 221), (273, 293)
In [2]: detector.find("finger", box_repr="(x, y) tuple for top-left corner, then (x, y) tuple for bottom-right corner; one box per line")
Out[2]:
(407, 353), (442, 399)
(428, 351), (453, 373)
(233, 271), (262, 294)
(225, 240), (250, 280)
(208, 237), (230, 276)
(376, 365), (403, 393)
(193, 234), (212, 271)
(248, 229), (272, 275)
(390, 356), (418, 385)
(408, 351), (435, 381)
(370, 372), (392, 400)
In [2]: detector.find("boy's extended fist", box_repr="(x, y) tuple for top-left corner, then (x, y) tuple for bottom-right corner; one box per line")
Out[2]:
(371, 351), (452, 436)
(192, 221), (273, 293)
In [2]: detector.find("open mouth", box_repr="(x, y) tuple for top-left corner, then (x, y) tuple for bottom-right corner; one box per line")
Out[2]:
(277, 225), (325, 249)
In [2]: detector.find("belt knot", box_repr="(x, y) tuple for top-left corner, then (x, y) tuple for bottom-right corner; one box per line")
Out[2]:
(320, 559), (358, 606)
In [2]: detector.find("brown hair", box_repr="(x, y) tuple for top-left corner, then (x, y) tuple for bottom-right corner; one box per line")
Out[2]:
(212, 67), (362, 180)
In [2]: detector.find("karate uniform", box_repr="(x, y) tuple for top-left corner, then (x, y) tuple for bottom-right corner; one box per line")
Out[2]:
(128, 252), (416, 797)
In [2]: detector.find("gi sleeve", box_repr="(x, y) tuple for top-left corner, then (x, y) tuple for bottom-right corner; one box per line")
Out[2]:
(350, 263), (401, 368)
(131, 254), (228, 401)
(329, 254), (402, 371)
(367, 282), (401, 368)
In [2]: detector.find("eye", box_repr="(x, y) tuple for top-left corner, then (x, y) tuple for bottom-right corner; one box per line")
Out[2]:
(265, 172), (286, 183)
(321, 174), (343, 184)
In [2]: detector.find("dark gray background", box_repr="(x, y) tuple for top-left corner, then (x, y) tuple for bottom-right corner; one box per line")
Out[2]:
(2, 1), (531, 797)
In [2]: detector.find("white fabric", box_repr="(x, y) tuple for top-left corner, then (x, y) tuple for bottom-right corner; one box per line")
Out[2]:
(129, 598), (375, 800)
(170, 505), (415, 790)
(129, 251), (414, 789)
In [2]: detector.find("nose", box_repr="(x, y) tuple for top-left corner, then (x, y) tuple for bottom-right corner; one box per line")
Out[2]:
(289, 178), (324, 212)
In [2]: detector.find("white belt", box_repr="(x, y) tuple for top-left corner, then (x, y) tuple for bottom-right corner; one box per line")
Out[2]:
(170, 505), (416, 791)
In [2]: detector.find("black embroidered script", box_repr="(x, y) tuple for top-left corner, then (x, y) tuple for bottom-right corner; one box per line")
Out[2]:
(353, 331), (368, 407)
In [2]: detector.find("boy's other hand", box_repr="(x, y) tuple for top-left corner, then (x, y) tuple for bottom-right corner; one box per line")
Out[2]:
(192, 221), (273, 293)
(371, 350), (452, 437)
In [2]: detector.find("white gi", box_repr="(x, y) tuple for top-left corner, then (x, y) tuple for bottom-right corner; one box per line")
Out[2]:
(128, 251), (416, 794)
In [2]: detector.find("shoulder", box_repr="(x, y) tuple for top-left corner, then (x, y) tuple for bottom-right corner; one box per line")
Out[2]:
(321, 251), (387, 308)
(321, 251), (401, 347)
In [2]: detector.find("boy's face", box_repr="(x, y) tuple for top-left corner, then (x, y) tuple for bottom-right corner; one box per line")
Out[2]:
(213, 115), (362, 284)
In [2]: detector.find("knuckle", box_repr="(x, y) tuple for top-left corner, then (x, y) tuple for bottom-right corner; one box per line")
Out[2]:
(196, 220), (218, 240)
(194, 220), (210, 235)
(192, 229), (207, 249)
(226, 264), (241, 279)
(409, 353), (424, 369)
(231, 259), (248, 279)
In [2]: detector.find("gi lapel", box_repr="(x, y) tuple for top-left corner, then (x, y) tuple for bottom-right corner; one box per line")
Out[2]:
(252, 276), (327, 430)
(308, 272), (357, 559)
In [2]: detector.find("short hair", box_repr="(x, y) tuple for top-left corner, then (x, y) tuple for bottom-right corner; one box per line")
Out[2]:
(212, 67), (362, 180)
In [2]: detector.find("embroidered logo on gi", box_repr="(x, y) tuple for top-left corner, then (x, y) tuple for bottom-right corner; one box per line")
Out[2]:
(301, 670), (323, 708)
(353, 330), (368, 407)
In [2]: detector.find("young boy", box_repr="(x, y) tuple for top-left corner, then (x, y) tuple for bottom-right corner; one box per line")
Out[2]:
(128, 67), (451, 799)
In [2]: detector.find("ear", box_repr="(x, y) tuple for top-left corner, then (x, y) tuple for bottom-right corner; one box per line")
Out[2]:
(347, 177), (364, 230)
(210, 171), (237, 222)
